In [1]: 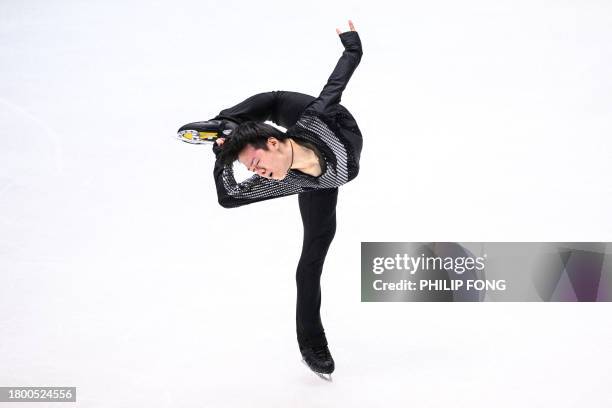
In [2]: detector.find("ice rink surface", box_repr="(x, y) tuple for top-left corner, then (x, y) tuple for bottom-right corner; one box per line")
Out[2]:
(1, 0), (612, 406)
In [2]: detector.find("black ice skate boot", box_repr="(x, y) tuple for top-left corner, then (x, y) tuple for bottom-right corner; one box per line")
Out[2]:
(176, 119), (238, 144)
(300, 344), (335, 381)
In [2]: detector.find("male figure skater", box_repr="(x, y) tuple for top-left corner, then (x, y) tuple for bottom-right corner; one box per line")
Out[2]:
(177, 20), (363, 380)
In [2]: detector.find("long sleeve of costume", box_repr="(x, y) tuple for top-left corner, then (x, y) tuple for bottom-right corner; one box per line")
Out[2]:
(306, 31), (363, 115)
(213, 154), (305, 208)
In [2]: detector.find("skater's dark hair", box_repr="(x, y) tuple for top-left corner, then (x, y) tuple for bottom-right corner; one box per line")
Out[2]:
(217, 121), (289, 166)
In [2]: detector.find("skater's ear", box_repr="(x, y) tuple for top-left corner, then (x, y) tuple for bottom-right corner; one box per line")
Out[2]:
(266, 136), (280, 147)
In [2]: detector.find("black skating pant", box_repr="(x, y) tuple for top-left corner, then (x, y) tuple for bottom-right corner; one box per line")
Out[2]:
(212, 91), (337, 349)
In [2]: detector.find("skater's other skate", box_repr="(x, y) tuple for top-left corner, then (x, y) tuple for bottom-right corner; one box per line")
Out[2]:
(300, 344), (335, 381)
(176, 119), (238, 144)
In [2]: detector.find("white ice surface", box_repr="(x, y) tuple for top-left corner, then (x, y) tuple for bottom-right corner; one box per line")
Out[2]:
(1, 0), (612, 407)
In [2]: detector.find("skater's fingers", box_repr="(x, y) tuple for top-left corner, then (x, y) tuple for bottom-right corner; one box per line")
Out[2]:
(216, 138), (225, 146)
(337, 20), (356, 35)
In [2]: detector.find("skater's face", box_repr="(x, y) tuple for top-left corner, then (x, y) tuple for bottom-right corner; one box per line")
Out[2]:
(237, 138), (290, 181)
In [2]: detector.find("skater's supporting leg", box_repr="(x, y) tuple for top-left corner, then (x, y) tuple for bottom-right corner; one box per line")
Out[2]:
(212, 90), (315, 128)
(296, 187), (338, 349)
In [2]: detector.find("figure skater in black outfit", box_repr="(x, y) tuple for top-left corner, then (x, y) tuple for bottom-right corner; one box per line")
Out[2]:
(177, 20), (363, 381)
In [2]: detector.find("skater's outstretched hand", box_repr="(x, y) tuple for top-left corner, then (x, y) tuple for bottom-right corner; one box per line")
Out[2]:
(336, 19), (357, 35)
(216, 138), (225, 146)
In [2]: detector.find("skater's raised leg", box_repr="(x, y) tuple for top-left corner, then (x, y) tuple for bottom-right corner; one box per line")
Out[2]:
(212, 90), (317, 128)
(177, 91), (316, 143)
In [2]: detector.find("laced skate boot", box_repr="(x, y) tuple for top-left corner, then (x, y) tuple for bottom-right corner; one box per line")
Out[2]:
(300, 344), (335, 381)
(176, 119), (238, 144)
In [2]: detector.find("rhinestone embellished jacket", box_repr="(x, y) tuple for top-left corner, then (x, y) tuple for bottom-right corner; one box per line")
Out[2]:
(213, 31), (363, 208)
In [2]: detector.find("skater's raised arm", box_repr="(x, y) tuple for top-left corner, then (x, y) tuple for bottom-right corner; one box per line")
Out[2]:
(306, 21), (363, 115)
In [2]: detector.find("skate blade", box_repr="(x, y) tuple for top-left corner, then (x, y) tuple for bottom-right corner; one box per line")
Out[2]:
(301, 358), (333, 382)
(176, 130), (218, 144)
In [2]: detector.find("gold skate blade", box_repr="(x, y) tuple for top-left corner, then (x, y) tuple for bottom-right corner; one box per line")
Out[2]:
(197, 131), (217, 140)
(176, 130), (217, 144)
